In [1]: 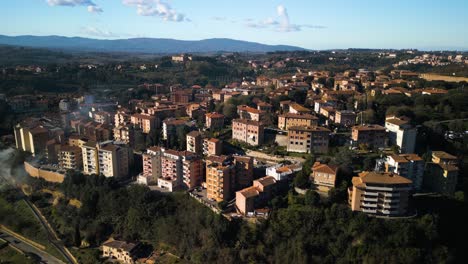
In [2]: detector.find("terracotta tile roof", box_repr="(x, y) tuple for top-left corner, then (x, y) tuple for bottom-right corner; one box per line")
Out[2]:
(352, 171), (412, 187)
(288, 126), (330, 132)
(432, 151), (457, 160)
(237, 105), (263, 114)
(187, 131), (202, 137)
(289, 103), (311, 112)
(312, 162), (338, 174)
(280, 113), (318, 119)
(352, 124), (386, 131)
(205, 112), (225, 118)
(232, 119), (263, 126)
(238, 186), (259, 198)
(389, 154), (422, 163)
(255, 176), (276, 187)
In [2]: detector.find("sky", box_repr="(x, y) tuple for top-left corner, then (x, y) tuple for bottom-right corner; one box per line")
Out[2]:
(1, 0), (468, 50)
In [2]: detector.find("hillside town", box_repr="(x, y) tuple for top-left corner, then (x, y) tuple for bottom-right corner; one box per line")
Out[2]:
(1, 48), (467, 264)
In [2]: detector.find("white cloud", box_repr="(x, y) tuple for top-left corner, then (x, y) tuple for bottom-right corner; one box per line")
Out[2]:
(123, 0), (189, 22)
(46, 0), (103, 13)
(245, 5), (325, 32)
(81, 26), (118, 38)
(87, 5), (103, 13)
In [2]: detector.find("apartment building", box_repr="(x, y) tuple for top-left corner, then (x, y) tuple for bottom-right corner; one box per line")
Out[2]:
(289, 103), (312, 114)
(310, 162), (339, 191)
(82, 141), (131, 178)
(186, 131), (203, 154)
(203, 138), (223, 156)
(14, 118), (64, 156)
(137, 147), (162, 185)
(424, 151), (459, 195)
(385, 116), (417, 153)
(206, 157), (236, 202)
(130, 113), (156, 134)
(232, 119), (264, 146)
(113, 125), (135, 147)
(351, 125), (387, 149)
(58, 145), (83, 170)
(157, 149), (202, 191)
(114, 108), (131, 127)
(162, 118), (187, 140)
(82, 141), (99, 175)
(236, 176), (276, 215)
(348, 171), (412, 217)
(266, 163), (302, 181)
(237, 105), (267, 123)
(335, 110), (357, 126)
(278, 113), (318, 130)
(385, 154), (424, 191)
(205, 112), (225, 130)
(287, 126), (330, 154)
(233, 156), (254, 190)
(98, 143), (130, 178)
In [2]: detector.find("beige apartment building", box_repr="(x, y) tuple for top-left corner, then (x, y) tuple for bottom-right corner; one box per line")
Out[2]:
(232, 119), (264, 146)
(335, 110), (356, 126)
(58, 145), (83, 170)
(205, 112), (225, 130)
(186, 131), (203, 154)
(82, 141), (131, 178)
(206, 159), (235, 202)
(203, 138), (223, 156)
(237, 105), (267, 123)
(130, 113), (156, 134)
(278, 113), (318, 130)
(287, 126), (330, 154)
(14, 118), (64, 156)
(351, 124), (387, 149)
(113, 125), (135, 147)
(424, 151), (459, 195)
(348, 171), (412, 217)
(236, 176), (276, 215)
(310, 162), (339, 191)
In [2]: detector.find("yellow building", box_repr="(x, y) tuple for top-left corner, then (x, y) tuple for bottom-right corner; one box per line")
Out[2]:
(348, 171), (412, 217)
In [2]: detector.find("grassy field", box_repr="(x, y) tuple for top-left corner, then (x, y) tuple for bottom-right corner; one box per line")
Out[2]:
(420, 73), (468, 82)
(0, 197), (65, 262)
(0, 246), (35, 264)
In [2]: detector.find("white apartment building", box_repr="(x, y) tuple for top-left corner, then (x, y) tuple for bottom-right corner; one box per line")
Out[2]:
(385, 154), (424, 191)
(385, 116), (417, 153)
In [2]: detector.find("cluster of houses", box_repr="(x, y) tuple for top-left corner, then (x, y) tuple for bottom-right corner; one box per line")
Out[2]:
(8, 63), (464, 263)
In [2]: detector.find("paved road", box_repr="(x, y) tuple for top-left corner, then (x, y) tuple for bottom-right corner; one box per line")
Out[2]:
(0, 231), (64, 264)
(246, 150), (305, 163)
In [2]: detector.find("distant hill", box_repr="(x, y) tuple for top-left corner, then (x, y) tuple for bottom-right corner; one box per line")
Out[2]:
(0, 35), (306, 54)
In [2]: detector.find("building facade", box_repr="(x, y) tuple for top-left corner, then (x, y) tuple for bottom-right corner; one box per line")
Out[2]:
(278, 113), (318, 130)
(232, 119), (264, 146)
(287, 126), (330, 154)
(348, 171), (412, 217)
(385, 116), (417, 153)
(351, 125), (387, 149)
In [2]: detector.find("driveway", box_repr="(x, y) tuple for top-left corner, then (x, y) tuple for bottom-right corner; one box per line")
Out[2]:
(0, 231), (64, 264)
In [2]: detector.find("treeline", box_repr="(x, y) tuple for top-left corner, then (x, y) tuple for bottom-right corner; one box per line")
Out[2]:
(27, 172), (468, 264)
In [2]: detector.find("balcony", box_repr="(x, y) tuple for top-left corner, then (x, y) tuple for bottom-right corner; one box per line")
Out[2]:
(362, 203), (377, 208)
(363, 197), (378, 202)
(364, 191), (378, 196)
(362, 208), (377, 214)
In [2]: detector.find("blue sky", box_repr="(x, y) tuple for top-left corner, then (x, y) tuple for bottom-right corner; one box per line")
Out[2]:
(1, 0), (468, 50)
